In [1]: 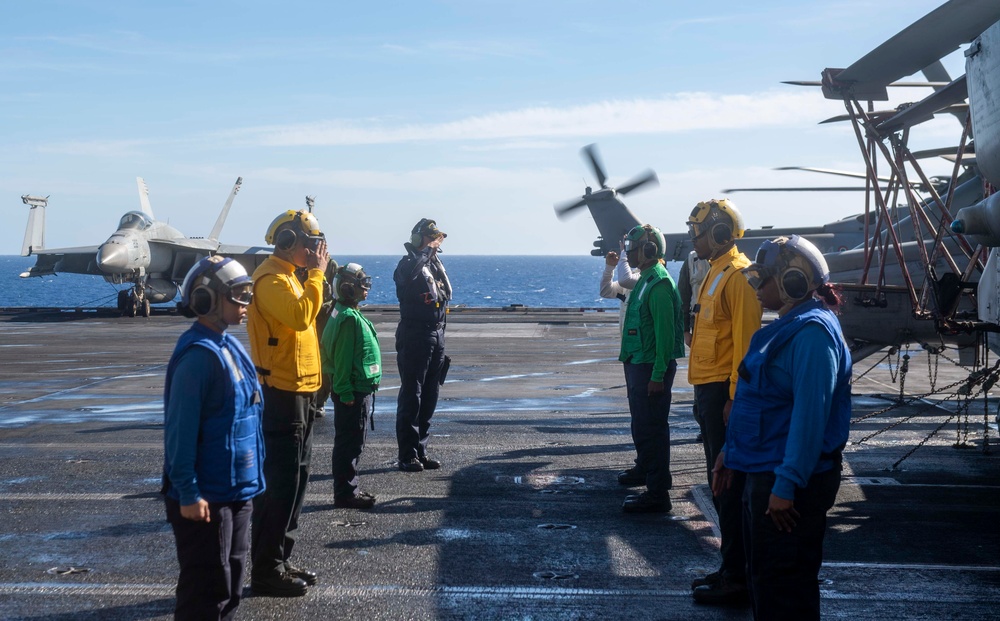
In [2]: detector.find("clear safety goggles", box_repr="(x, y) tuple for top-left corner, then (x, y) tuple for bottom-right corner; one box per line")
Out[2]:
(740, 263), (774, 291)
(741, 239), (785, 290)
(305, 232), (326, 250)
(623, 227), (648, 253)
(227, 285), (254, 307)
(687, 223), (706, 240)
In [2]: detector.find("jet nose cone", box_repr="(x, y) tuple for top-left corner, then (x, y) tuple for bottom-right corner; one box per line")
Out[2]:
(97, 243), (130, 273)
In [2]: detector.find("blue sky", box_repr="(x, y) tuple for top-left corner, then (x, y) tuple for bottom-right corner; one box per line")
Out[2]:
(0, 0), (970, 255)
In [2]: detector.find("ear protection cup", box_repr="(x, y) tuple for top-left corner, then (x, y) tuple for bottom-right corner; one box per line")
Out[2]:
(410, 218), (430, 246)
(781, 268), (810, 300)
(339, 281), (356, 301)
(191, 286), (216, 316)
(275, 227), (298, 250)
(642, 241), (658, 261)
(711, 222), (732, 246)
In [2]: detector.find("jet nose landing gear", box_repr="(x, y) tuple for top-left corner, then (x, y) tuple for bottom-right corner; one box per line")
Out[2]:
(117, 288), (150, 317)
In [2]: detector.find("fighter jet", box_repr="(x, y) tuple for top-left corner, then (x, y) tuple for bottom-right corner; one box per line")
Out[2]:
(18, 177), (269, 316)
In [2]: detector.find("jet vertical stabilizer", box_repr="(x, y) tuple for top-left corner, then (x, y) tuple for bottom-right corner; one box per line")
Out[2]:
(20, 195), (48, 256)
(208, 177), (243, 242)
(136, 177), (154, 218)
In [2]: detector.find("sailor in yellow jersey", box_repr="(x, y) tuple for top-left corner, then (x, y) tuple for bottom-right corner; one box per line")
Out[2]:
(246, 209), (329, 598)
(686, 199), (763, 606)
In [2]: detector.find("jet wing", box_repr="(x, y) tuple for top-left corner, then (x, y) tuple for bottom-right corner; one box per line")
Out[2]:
(141, 239), (270, 282)
(216, 245), (273, 276)
(823, 0), (1000, 101)
(20, 246), (102, 277)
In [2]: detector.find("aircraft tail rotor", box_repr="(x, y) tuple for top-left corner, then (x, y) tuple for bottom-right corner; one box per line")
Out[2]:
(554, 197), (588, 220)
(617, 169), (659, 196)
(581, 143), (608, 188)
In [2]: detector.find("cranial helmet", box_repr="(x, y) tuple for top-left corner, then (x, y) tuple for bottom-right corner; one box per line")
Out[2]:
(742, 235), (829, 305)
(178, 255), (253, 317)
(409, 218), (446, 246)
(624, 224), (666, 262)
(334, 262), (372, 303)
(265, 210), (324, 250)
(687, 199), (745, 251)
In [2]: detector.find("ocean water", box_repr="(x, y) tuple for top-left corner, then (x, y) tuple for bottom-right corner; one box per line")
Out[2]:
(0, 255), (683, 309)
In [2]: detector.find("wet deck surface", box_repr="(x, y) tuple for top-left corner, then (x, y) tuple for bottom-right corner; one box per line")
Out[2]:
(0, 308), (998, 620)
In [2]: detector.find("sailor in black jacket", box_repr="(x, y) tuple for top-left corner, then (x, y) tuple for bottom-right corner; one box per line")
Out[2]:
(394, 218), (452, 472)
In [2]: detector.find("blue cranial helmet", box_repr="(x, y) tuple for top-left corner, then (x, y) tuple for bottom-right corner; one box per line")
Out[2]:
(742, 235), (829, 304)
(179, 256), (252, 317)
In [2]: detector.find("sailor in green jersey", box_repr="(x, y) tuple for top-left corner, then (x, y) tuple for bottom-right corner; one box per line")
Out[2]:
(320, 263), (382, 510)
(618, 224), (685, 513)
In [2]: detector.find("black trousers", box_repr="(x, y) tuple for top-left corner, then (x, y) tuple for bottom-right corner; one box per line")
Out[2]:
(332, 392), (373, 499)
(395, 325), (445, 461)
(694, 381), (746, 581)
(251, 385), (315, 579)
(742, 468), (841, 621)
(622, 362), (641, 472)
(623, 360), (676, 496)
(166, 497), (251, 621)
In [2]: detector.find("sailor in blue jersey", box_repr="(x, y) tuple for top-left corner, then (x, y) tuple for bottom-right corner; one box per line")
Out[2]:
(163, 256), (264, 621)
(711, 235), (851, 621)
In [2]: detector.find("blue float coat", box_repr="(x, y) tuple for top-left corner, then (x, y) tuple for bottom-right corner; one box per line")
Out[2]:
(724, 301), (851, 500)
(163, 322), (266, 505)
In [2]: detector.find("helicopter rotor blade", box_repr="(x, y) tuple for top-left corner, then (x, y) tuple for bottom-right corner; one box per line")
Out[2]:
(722, 186), (892, 193)
(554, 197), (588, 219)
(774, 166), (923, 187)
(617, 169), (659, 196)
(782, 80), (949, 88)
(911, 143), (974, 160)
(581, 144), (608, 188)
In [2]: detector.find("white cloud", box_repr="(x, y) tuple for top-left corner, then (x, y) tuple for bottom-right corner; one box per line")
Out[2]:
(227, 90), (842, 147)
(35, 139), (149, 157)
(249, 165), (565, 192)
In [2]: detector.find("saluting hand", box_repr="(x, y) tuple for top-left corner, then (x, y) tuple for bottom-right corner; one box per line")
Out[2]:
(306, 239), (329, 272)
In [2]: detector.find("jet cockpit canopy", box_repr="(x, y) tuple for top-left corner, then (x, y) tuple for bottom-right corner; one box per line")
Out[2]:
(118, 211), (153, 231)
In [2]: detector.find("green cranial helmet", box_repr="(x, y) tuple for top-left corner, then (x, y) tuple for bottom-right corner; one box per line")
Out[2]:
(334, 262), (372, 303)
(624, 224), (665, 262)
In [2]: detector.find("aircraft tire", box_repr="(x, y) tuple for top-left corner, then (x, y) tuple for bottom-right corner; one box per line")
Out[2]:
(117, 290), (127, 311)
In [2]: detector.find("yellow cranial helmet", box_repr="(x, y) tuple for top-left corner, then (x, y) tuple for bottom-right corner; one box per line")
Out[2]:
(264, 210), (324, 249)
(687, 199), (745, 249)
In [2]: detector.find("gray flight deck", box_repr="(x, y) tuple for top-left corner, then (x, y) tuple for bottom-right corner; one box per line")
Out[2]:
(0, 307), (998, 620)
